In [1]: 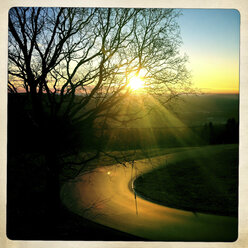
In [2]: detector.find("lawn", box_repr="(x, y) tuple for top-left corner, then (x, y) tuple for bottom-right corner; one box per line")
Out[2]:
(134, 145), (238, 217)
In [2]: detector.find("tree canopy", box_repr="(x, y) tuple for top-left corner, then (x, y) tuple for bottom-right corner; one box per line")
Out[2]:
(7, 7), (194, 229)
(8, 7), (191, 127)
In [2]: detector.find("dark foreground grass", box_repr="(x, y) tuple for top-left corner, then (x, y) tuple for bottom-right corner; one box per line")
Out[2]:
(134, 145), (238, 217)
(7, 151), (145, 240)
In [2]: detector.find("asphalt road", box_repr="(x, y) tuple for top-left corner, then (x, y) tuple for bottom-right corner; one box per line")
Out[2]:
(61, 145), (238, 241)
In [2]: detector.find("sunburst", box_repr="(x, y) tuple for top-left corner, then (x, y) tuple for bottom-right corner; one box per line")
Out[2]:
(128, 76), (145, 91)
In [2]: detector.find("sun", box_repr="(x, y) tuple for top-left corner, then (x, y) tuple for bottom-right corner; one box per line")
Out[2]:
(128, 76), (145, 91)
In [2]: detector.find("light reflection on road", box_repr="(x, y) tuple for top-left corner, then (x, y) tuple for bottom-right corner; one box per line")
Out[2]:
(61, 145), (238, 241)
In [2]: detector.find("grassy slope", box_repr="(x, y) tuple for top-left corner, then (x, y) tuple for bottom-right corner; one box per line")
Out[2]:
(134, 145), (238, 217)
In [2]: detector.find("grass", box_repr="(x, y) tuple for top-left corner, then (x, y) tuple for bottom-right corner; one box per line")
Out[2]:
(134, 145), (238, 217)
(7, 145), (238, 240)
(7, 151), (145, 240)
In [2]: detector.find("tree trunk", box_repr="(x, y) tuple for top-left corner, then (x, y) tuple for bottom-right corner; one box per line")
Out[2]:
(29, 84), (44, 124)
(45, 152), (62, 232)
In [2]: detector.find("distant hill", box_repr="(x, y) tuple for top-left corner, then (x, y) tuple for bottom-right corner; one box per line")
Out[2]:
(122, 94), (239, 128)
(8, 92), (239, 129)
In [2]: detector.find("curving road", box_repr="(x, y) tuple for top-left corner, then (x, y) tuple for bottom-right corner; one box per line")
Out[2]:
(61, 146), (238, 241)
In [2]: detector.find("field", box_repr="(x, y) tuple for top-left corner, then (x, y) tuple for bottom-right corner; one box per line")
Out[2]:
(7, 93), (239, 240)
(134, 144), (238, 217)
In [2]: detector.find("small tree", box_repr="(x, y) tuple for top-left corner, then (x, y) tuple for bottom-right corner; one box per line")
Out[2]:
(8, 7), (192, 222)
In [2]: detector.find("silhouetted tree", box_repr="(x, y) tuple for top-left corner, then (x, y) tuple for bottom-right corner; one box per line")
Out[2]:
(201, 118), (239, 145)
(224, 118), (239, 144)
(8, 7), (192, 227)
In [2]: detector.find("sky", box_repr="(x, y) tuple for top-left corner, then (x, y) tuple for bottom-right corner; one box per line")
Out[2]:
(177, 9), (240, 94)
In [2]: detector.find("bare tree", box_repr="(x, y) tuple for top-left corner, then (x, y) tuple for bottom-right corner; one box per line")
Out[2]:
(8, 7), (192, 223)
(9, 7), (190, 119)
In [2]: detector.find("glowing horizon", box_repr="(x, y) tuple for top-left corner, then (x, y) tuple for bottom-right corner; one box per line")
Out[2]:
(178, 9), (240, 94)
